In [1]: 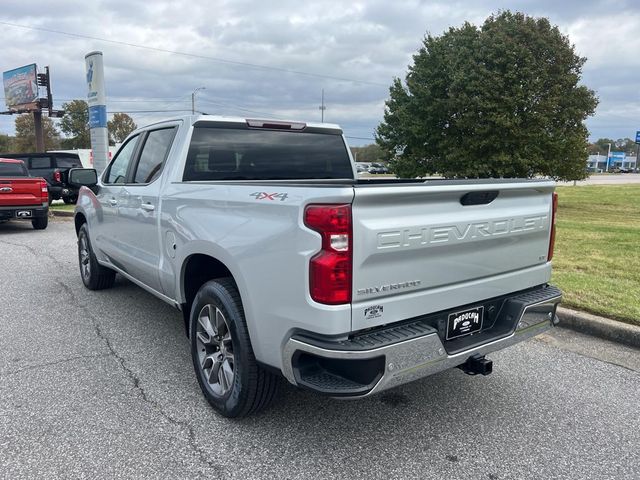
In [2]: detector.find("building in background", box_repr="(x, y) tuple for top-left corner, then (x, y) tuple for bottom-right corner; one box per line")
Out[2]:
(587, 153), (637, 172)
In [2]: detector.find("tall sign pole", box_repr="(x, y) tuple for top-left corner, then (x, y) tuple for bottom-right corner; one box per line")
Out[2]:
(319, 89), (326, 123)
(85, 51), (109, 172)
(635, 131), (640, 171)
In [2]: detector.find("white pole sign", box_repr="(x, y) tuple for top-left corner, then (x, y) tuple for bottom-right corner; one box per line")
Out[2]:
(85, 51), (109, 173)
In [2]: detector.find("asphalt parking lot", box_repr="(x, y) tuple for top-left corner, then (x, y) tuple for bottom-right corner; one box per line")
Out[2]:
(1, 218), (638, 480)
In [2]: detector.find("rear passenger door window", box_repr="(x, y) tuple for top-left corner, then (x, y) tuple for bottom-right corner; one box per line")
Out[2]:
(132, 128), (177, 184)
(104, 135), (140, 184)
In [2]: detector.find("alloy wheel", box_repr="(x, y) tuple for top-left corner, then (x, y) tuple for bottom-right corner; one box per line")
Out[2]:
(196, 304), (235, 397)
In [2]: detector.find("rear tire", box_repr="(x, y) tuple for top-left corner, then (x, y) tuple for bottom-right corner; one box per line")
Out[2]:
(77, 223), (116, 290)
(32, 216), (48, 230)
(190, 278), (278, 418)
(63, 196), (76, 205)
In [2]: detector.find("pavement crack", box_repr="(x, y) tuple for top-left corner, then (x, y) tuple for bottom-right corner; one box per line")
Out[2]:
(93, 321), (222, 472)
(0, 238), (66, 269)
(6, 237), (222, 473)
(53, 277), (222, 473)
(1, 353), (112, 377)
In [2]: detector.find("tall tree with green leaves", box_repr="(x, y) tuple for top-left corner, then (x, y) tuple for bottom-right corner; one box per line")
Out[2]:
(0, 133), (13, 153)
(376, 11), (598, 180)
(108, 113), (137, 144)
(350, 144), (383, 163)
(60, 100), (91, 149)
(13, 114), (60, 152)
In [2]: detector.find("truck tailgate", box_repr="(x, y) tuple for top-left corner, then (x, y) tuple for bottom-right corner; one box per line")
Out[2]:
(351, 180), (556, 331)
(0, 178), (43, 206)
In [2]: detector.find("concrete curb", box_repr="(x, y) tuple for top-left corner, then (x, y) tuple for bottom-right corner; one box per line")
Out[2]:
(51, 209), (74, 218)
(556, 307), (640, 349)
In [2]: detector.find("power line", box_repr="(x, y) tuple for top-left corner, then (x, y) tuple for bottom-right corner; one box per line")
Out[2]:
(345, 135), (376, 141)
(109, 109), (192, 114)
(0, 20), (388, 87)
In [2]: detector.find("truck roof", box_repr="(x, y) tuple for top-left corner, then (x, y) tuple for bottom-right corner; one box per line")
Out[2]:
(140, 114), (342, 132)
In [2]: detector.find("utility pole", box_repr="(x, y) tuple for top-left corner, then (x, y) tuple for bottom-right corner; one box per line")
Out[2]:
(192, 87), (205, 114)
(33, 110), (44, 152)
(319, 89), (326, 123)
(605, 143), (611, 172)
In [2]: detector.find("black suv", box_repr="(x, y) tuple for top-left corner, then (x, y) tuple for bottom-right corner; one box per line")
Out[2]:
(0, 152), (83, 203)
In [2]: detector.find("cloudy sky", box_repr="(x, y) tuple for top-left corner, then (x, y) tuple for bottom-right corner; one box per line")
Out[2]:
(1, 0), (638, 145)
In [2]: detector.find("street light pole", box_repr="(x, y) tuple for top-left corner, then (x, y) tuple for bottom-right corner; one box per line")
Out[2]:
(318, 89), (326, 123)
(192, 87), (205, 115)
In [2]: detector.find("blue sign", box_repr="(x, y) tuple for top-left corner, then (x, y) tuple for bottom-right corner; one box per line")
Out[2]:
(88, 105), (107, 128)
(636, 131), (640, 144)
(609, 151), (625, 166)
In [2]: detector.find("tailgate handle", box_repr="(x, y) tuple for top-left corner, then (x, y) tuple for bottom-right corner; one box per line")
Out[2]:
(460, 190), (499, 206)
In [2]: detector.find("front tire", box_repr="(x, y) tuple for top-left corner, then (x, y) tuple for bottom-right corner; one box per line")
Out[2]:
(77, 223), (116, 290)
(190, 278), (278, 418)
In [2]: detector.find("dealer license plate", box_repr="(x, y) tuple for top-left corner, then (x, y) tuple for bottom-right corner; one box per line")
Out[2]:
(446, 306), (484, 340)
(16, 210), (33, 218)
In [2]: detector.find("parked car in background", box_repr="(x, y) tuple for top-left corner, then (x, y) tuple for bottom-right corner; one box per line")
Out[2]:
(355, 163), (368, 174)
(0, 152), (83, 203)
(367, 162), (389, 174)
(0, 158), (49, 229)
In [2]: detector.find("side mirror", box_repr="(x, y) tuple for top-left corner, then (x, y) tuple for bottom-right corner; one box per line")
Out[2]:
(68, 168), (98, 187)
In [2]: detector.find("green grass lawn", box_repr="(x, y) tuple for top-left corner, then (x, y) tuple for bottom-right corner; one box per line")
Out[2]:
(552, 185), (640, 326)
(50, 202), (75, 211)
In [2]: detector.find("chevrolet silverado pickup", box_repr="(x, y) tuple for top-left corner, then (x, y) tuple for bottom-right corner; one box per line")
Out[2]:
(0, 158), (49, 229)
(70, 115), (562, 418)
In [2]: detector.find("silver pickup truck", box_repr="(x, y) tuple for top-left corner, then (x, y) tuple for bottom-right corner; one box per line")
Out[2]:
(70, 115), (562, 417)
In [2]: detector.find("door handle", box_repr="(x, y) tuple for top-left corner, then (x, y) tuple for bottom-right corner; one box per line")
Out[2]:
(108, 198), (118, 206)
(140, 203), (155, 212)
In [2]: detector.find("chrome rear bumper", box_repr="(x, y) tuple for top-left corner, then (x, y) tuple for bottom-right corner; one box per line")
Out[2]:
(282, 285), (562, 397)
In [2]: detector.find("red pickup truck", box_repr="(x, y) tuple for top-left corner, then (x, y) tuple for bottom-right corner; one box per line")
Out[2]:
(0, 158), (49, 229)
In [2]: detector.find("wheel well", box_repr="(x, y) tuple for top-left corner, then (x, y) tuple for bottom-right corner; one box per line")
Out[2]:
(74, 213), (86, 235)
(181, 254), (234, 336)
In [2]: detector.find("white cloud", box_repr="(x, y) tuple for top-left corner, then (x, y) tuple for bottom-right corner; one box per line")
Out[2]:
(1, 0), (639, 145)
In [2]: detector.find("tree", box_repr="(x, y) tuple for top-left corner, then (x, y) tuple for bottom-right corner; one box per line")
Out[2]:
(589, 138), (636, 156)
(376, 11), (598, 181)
(13, 114), (60, 152)
(108, 113), (137, 144)
(350, 144), (383, 163)
(60, 100), (91, 149)
(0, 133), (14, 153)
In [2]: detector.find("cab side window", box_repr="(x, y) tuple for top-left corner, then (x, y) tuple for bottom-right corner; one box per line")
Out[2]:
(133, 128), (177, 184)
(105, 135), (139, 184)
(29, 157), (52, 170)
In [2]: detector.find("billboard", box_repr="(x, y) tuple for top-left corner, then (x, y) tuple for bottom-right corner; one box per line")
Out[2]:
(3, 63), (38, 110)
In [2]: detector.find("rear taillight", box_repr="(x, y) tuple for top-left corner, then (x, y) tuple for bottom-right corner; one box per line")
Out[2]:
(547, 192), (558, 261)
(304, 204), (352, 305)
(40, 180), (49, 204)
(53, 169), (62, 183)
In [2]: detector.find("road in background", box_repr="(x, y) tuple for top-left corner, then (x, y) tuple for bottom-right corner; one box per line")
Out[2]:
(558, 173), (640, 185)
(1, 219), (638, 479)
